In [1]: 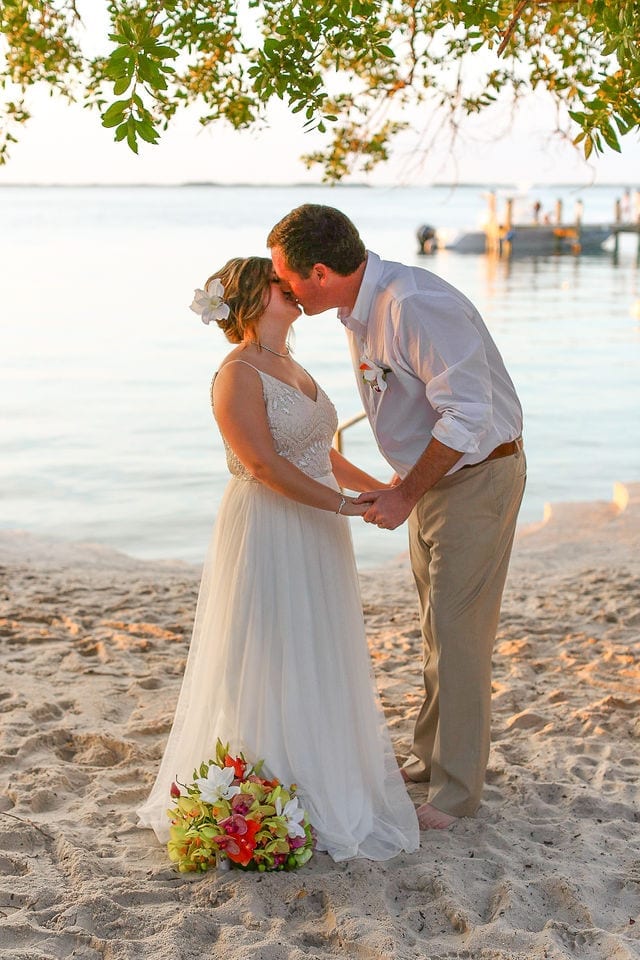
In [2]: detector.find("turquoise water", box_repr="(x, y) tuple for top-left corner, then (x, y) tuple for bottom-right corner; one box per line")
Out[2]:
(1, 184), (639, 566)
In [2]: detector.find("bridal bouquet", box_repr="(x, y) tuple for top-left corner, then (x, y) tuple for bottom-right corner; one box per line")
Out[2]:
(167, 740), (315, 873)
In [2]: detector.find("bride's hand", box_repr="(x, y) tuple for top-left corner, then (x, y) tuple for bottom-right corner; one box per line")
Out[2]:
(370, 474), (401, 491)
(340, 498), (369, 517)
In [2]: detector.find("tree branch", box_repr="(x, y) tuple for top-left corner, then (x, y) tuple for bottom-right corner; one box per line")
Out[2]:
(498, 0), (575, 57)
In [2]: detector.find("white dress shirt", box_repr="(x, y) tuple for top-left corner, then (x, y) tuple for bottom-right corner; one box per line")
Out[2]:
(339, 251), (523, 477)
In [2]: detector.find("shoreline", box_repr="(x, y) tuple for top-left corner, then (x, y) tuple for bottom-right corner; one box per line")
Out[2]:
(1, 478), (638, 575)
(1, 484), (638, 958)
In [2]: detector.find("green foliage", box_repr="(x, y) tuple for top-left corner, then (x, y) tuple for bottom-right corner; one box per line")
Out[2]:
(0, 1), (638, 178)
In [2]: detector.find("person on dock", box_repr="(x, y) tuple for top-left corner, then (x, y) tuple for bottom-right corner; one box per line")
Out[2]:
(268, 204), (526, 830)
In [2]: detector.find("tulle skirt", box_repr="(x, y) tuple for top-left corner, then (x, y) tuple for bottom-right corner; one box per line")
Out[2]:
(136, 474), (419, 861)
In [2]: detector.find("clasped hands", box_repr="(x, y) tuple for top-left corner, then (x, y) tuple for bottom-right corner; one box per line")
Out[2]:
(342, 475), (415, 530)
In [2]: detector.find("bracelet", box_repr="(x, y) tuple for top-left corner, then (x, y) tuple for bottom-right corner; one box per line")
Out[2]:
(336, 496), (347, 515)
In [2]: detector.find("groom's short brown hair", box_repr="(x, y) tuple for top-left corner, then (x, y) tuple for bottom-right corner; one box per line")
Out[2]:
(267, 204), (366, 277)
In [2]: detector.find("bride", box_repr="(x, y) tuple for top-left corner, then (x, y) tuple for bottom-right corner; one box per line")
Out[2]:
(136, 256), (419, 861)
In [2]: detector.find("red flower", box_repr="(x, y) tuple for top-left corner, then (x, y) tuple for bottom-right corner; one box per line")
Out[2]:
(170, 782), (182, 799)
(224, 753), (246, 779)
(214, 816), (261, 867)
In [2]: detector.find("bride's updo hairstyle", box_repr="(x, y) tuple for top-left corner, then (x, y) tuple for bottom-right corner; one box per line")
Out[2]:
(206, 256), (273, 344)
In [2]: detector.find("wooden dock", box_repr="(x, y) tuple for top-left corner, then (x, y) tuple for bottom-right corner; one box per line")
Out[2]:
(610, 222), (640, 263)
(431, 193), (640, 261)
(486, 195), (640, 261)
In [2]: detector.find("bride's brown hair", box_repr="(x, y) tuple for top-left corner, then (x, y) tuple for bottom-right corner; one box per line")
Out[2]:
(205, 257), (273, 344)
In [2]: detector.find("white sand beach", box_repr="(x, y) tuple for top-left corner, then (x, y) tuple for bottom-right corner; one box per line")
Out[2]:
(0, 484), (639, 959)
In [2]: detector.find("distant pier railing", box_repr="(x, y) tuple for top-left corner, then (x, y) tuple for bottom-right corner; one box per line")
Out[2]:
(333, 411), (367, 455)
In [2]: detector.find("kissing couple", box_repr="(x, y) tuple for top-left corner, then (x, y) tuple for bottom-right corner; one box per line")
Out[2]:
(137, 204), (525, 860)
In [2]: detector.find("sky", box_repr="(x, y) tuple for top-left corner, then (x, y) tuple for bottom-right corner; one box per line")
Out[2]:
(0, 5), (639, 188)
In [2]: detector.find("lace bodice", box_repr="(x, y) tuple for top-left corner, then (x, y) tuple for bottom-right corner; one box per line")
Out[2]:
(212, 364), (338, 481)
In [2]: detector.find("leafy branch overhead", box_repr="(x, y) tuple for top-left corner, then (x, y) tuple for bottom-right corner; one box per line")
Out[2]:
(0, 1), (638, 179)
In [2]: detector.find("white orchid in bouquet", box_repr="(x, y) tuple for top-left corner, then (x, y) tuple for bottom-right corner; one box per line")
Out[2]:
(190, 278), (230, 325)
(193, 763), (241, 804)
(274, 795), (307, 840)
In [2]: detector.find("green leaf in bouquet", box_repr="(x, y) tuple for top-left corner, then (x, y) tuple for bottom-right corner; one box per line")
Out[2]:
(199, 825), (224, 840)
(295, 846), (313, 866)
(268, 784), (283, 805)
(269, 820), (289, 839)
(242, 781), (267, 800)
(211, 798), (232, 819)
(254, 851), (275, 870)
(215, 739), (229, 766)
(174, 796), (204, 818)
(265, 838), (290, 854)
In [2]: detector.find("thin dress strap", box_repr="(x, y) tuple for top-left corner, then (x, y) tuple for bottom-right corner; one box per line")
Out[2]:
(210, 359), (264, 415)
(219, 359), (263, 374)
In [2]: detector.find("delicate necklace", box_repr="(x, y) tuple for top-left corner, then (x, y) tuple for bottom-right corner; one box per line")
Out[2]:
(257, 341), (289, 358)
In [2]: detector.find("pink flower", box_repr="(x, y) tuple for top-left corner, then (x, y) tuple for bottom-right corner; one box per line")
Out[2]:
(212, 835), (241, 857)
(231, 793), (254, 816)
(219, 814), (250, 836)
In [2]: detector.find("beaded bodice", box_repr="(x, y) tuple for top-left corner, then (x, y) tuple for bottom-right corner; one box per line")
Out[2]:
(212, 365), (338, 481)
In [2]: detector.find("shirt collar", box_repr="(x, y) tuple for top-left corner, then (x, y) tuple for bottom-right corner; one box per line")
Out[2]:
(338, 250), (383, 333)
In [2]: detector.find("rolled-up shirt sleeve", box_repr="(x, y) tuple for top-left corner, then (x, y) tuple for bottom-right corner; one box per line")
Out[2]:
(395, 292), (494, 454)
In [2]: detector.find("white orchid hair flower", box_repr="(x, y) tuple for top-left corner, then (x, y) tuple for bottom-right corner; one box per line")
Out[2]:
(190, 278), (231, 325)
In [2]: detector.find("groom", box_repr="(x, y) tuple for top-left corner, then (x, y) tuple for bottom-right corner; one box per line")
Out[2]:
(268, 204), (526, 830)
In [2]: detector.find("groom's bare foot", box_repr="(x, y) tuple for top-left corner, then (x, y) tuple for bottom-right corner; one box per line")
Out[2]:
(400, 768), (414, 783)
(416, 802), (457, 830)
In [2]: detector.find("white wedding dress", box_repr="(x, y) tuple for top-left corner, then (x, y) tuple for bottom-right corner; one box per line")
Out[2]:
(136, 362), (419, 861)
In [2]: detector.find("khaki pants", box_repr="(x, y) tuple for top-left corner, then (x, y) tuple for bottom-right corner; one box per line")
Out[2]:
(404, 448), (526, 817)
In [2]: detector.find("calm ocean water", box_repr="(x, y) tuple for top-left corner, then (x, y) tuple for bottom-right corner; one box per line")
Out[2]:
(1, 184), (639, 567)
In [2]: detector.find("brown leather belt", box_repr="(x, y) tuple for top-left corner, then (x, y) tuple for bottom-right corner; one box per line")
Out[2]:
(461, 436), (523, 470)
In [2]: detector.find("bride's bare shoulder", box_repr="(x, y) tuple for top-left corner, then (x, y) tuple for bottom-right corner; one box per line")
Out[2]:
(214, 347), (262, 393)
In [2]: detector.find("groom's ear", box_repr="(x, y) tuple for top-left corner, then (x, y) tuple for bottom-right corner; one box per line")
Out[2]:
(312, 263), (331, 285)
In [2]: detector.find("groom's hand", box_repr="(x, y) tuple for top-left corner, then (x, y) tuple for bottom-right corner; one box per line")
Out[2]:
(356, 487), (415, 530)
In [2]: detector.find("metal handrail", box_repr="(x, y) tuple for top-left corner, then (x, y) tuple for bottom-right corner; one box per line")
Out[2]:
(333, 411), (367, 454)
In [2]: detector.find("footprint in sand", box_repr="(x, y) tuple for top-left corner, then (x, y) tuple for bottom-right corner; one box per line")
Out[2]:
(28, 700), (76, 724)
(495, 710), (551, 738)
(0, 853), (29, 876)
(135, 677), (164, 690)
(0, 692), (27, 714)
(54, 732), (136, 767)
(538, 876), (594, 927)
(288, 889), (338, 951)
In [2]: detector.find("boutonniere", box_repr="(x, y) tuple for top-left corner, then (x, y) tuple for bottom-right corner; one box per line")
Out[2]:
(359, 356), (391, 393)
